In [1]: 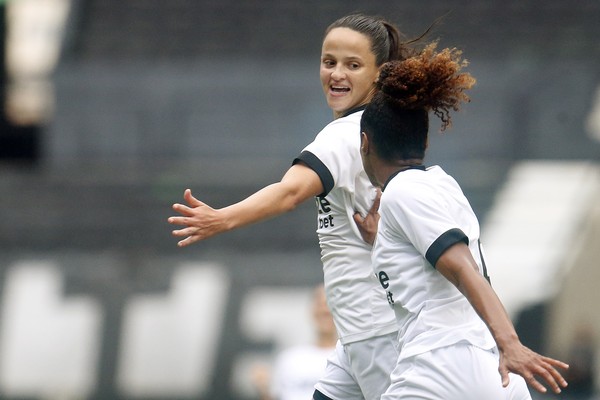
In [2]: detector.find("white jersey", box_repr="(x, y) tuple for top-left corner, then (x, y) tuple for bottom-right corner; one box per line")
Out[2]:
(372, 165), (496, 360)
(293, 108), (397, 345)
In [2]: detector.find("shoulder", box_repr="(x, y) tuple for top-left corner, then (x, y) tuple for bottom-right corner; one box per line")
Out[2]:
(382, 170), (444, 216)
(306, 115), (361, 162)
(316, 112), (361, 140)
(384, 169), (435, 198)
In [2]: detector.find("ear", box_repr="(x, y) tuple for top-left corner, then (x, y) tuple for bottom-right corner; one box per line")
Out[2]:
(360, 132), (370, 155)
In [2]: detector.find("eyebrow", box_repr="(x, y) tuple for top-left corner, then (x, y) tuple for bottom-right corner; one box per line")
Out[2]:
(321, 53), (364, 62)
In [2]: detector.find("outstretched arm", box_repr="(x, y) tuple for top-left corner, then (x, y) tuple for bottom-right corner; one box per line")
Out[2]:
(168, 163), (323, 247)
(436, 243), (569, 394)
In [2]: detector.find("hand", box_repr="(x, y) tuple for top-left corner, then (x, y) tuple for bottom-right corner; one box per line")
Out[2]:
(499, 341), (569, 394)
(353, 188), (381, 245)
(168, 189), (225, 247)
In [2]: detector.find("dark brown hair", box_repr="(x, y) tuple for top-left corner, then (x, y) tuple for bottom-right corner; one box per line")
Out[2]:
(325, 14), (415, 66)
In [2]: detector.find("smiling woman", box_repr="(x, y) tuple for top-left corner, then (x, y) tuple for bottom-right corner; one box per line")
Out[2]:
(169, 13), (429, 400)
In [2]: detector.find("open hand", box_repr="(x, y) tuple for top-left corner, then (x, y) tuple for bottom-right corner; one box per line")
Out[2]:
(168, 189), (225, 247)
(499, 342), (569, 394)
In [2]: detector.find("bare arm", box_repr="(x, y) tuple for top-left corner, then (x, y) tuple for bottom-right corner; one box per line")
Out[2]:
(436, 243), (569, 394)
(168, 163), (323, 247)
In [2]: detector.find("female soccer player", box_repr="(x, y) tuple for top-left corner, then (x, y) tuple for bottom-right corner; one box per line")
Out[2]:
(169, 14), (424, 400)
(359, 42), (569, 399)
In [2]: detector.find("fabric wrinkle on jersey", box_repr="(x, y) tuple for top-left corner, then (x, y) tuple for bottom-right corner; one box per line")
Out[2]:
(292, 109), (397, 346)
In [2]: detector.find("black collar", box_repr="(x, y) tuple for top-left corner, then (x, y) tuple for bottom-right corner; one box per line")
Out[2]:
(382, 165), (427, 192)
(341, 104), (367, 118)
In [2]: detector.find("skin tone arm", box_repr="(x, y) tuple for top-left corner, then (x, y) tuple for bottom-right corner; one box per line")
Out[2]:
(168, 163), (322, 247)
(169, 162), (378, 247)
(436, 242), (569, 394)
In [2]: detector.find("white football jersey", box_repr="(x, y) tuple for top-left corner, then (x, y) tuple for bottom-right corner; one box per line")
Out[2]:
(294, 108), (397, 345)
(373, 165), (496, 360)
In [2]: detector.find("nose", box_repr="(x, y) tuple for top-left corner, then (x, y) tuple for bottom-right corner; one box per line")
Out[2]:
(331, 65), (346, 81)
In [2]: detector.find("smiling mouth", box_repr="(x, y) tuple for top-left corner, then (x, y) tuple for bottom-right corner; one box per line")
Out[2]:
(331, 86), (350, 93)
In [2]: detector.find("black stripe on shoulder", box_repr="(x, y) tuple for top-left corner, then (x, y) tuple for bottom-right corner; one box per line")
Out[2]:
(313, 389), (335, 400)
(293, 150), (334, 195)
(425, 228), (469, 268)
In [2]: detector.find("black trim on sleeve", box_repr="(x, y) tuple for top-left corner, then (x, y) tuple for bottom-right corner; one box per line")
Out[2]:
(313, 389), (335, 400)
(293, 150), (334, 196)
(478, 239), (491, 285)
(426, 228), (469, 268)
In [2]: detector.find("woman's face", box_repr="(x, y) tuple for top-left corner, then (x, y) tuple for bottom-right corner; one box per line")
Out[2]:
(320, 27), (379, 119)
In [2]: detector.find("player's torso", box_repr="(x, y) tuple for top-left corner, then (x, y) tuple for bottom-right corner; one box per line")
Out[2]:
(302, 112), (397, 343)
(373, 167), (494, 356)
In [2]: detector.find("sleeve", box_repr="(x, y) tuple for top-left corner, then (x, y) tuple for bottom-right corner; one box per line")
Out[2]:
(293, 150), (334, 195)
(292, 119), (361, 196)
(385, 182), (468, 268)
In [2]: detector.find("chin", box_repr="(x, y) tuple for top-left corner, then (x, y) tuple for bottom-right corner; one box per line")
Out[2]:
(331, 104), (351, 116)
(327, 97), (349, 111)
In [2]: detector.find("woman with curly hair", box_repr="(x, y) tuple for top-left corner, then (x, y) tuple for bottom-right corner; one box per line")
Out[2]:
(359, 43), (569, 399)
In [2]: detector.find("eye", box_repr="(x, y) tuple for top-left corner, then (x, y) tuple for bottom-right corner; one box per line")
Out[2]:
(322, 59), (335, 68)
(349, 62), (361, 70)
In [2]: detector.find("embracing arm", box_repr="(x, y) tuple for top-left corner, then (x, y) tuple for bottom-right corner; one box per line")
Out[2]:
(353, 188), (381, 245)
(436, 243), (569, 394)
(168, 163), (323, 247)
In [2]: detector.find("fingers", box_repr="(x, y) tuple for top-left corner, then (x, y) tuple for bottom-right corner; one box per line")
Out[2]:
(526, 375), (548, 394)
(544, 357), (569, 390)
(169, 190), (205, 217)
(526, 356), (568, 394)
(171, 226), (198, 238)
(168, 214), (190, 226)
(171, 227), (201, 248)
(355, 188), (381, 222)
(545, 356), (569, 371)
(512, 357), (569, 394)
(168, 190), (201, 245)
(168, 189), (216, 247)
(498, 364), (510, 388)
(183, 189), (203, 207)
(368, 188), (381, 215)
(534, 359), (568, 394)
(176, 235), (198, 248)
(169, 202), (195, 219)
(168, 190), (207, 222)
(352, 211), (364, 224)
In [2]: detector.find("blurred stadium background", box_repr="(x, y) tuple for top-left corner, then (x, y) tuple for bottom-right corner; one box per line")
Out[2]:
(0, 0), (599, 399)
